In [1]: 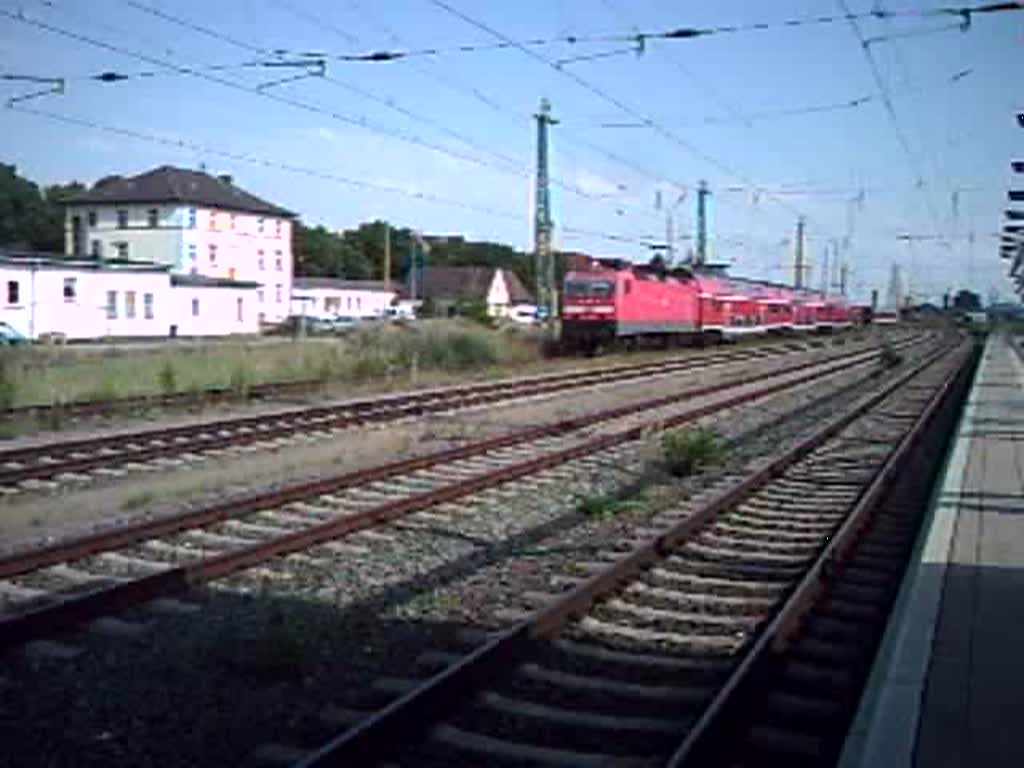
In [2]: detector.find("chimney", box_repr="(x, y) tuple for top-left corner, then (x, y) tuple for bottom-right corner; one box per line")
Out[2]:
(217, 174), (233, 186)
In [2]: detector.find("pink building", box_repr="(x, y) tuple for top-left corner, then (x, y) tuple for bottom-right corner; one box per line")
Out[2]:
(64, 166), (295, 325)
(0, 250), (260, 340)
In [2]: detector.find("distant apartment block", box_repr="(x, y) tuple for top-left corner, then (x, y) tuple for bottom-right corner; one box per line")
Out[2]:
(64, 165), (295, 324)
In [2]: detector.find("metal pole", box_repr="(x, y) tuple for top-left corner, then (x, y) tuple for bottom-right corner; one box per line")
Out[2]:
(794, 217), (805, 289)
(384, 223), (391, 292)
(410, 237), (417, 303)
(696, 180), (709, 265)
(666, 212), (675, 266)
(534, 97), (558, 327)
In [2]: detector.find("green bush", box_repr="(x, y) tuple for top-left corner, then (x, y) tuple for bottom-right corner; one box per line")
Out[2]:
(578, 493), (623, 518)
(660, 428), (726, 478)
(157, 361), (177, 395)
(228, 362), (252, 397)
(879, 342), (903, 368)
(460, 299), (494, 327)
(0, 355), (18, 411)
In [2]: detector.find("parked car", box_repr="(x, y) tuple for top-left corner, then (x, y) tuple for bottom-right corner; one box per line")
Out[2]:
(0, 322), (27, 346)
(325, 315), (360, 332)
(508, 305), (539, 324)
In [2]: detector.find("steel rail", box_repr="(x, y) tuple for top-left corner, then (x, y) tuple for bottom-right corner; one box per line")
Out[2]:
(666, 339), (976, 767)
(0, 340), (917, 653)
(0, 342), (909, 581)
(293, 339), (967, 767)
(0, 339), (832, 486)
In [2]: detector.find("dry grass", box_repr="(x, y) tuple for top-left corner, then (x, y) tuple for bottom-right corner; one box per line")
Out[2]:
(1, 319), (538, 408)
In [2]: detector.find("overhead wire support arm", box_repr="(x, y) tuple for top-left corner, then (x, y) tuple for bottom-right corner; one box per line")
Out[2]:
(1, 74), (65, 107)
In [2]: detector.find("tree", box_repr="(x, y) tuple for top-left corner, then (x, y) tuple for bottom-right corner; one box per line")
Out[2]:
(952, 289), (982, 312)
(0, 165), (85, 251)
(0, 164), (49, 248)
(292, 223), (371, 278)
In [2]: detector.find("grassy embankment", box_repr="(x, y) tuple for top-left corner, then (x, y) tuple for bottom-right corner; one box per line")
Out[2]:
(0, 320), (540, 411)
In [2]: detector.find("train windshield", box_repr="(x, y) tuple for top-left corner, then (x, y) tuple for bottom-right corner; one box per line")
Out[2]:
(565, 279), (615, 298)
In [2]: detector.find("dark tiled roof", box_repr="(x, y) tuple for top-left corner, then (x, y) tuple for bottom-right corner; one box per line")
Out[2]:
(67, 166), (295, 217)
(171, 274), (261, 289)
(293, 277), (393, 292)
(415, 266), (494, 301)
(403, 267), (534, 303)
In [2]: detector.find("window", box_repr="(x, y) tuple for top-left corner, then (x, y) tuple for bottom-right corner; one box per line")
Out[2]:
(257, 289), (264, 304)
(356, 296), (361, 310)
(188, 244), (197, 262)
(72, 215), (85, 256)
(106, 290), (117, 319)
(125, 290), (136, 319)
(190, 266), (199, 275)
(191, 298), (200, 317)
(258, 312), (265, 324)
(258, 217), (265, 234)
(209, 244), (217, 264)
(143, 293), (154, 319)
(346, 296), (352, 310)
(230, 214), (236, 230)
(565, 280), (614, 297)
(6, 281), (19, 305)
(208, 211), (217, 230)
(87, 211), (97, 227)
(236, 297), (243, 322)
(274, 251), (282, 271)
(258, 250), (265, 270)
(275, 219), (281, 237)
(188, 208), (197, 228)
(91, 240), (102, 258)
(275, 284), (282, 303)
(116, 209), (128, 228)
(115, 242), (129, 259)
(147, 208), (159, 228)
(63, 277), (77, 301)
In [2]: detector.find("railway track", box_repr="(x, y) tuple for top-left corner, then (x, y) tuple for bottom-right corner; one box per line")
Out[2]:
(291, 336), (973, 767)
(0, 336), (929, 654)
(0, 336), (870, 493)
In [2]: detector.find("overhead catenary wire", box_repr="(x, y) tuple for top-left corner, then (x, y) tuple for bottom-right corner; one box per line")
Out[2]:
(5, 102), (665, 250)
(122, 0), (662, 216)
(0, 7), (542, 182)
(427, 0), (813, 227)
(306, 2), (1024, 63)
(834, 0), (949, 248)
(284, 0), (717, 224)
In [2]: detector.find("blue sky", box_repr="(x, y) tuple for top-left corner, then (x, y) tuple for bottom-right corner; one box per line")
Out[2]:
(1, 0), (1020, 303)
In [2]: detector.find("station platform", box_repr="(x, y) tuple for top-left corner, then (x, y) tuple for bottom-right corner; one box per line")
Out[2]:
(840, 333), (1024, 768)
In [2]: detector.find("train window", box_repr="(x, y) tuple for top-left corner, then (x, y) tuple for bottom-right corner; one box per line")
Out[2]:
(565, 280), (614, 297)
(624, 280), (632, 295)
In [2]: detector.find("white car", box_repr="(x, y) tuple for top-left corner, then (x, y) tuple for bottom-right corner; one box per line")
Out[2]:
(509, 306), (539, 324)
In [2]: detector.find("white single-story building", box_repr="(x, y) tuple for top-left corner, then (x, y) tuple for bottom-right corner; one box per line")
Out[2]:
(290, 278), (397, 319)
(0, 250), (260, 339)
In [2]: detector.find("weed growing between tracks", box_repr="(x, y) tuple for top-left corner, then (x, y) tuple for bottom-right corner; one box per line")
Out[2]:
(660, 427), (728, 478)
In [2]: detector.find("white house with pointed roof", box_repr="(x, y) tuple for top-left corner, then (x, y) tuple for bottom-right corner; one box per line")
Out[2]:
(64, 165), (295, 324)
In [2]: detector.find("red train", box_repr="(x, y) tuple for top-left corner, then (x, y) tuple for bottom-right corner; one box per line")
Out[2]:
(561, 257), (859, 353)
